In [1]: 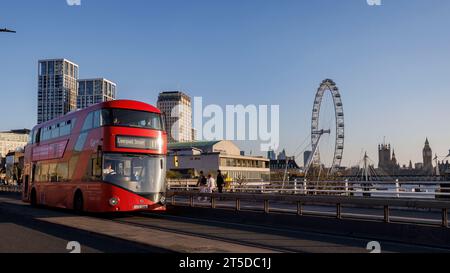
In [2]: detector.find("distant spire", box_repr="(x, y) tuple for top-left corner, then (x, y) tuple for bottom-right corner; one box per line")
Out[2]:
(425, 138), (429, 145)
(391, 149), (397, 165)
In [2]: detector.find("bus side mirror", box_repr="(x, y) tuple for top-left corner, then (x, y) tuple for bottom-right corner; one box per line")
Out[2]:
(161, 113), (167, 131)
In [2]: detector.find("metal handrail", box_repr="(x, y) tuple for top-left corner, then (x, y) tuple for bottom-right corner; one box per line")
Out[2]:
(167, 190), (450, 228)
(0, 185), (21, 193)
(168, 184), (450, 198)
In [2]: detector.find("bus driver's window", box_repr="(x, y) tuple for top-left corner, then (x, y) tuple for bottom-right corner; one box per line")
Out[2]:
(103, 162), (116, 175)
(145, 118), (153, 128)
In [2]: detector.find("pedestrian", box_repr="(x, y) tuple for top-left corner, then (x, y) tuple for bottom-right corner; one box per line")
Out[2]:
(197, 171), (208, 201)
(207, 174), (216, 194)
(217, 170), (225, 193)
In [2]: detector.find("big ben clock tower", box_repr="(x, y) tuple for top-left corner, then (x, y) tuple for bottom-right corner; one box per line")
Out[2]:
(423, 138), (433, 175)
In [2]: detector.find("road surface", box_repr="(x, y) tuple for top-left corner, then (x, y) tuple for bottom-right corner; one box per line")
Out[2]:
(0, 192), (448, 253)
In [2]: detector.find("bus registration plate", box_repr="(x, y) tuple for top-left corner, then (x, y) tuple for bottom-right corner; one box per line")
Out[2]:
(134, 204), (149, 209)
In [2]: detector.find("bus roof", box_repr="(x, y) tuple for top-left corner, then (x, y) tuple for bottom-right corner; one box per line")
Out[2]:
(101, 100), (161, 113)
(33, 100), (161, 130)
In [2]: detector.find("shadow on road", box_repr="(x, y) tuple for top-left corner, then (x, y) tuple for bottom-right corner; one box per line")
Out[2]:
(0, 195), (173, 253)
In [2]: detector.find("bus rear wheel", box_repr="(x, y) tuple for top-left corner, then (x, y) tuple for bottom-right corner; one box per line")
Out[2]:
(30, 189), (37, 207)
(73, 191), (84, 214)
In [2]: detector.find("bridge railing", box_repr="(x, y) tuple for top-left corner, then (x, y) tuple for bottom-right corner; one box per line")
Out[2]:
(168, 180), (450, 199)
(167, 189), (450, 228)
(0, 185), (22, 193)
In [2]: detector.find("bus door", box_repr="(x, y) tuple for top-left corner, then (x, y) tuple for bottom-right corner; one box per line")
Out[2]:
(23, 174), (29, 199)
(23, 164), (35, 200)
(30, 164), (36, 195)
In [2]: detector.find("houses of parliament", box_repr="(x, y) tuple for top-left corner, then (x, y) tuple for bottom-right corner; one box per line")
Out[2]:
(377, 138), (440, 176)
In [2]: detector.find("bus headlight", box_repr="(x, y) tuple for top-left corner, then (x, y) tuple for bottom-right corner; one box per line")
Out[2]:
(109, 197), (119, 207)
(157, 137), (163, 150)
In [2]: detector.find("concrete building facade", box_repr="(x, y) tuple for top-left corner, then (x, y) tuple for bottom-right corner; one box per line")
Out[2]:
(157, 91), (192, 143)
(0, 129), (29, 158)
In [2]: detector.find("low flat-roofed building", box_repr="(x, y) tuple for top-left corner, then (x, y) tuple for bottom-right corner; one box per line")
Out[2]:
(167, 140), (270, 181)
(0, 129), (29, 158)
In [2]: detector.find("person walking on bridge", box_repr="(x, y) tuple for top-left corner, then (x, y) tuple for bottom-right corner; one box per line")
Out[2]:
(217, 170), (225, 193)
(207, 174), (217, 195)
(197, 171), (208, 201)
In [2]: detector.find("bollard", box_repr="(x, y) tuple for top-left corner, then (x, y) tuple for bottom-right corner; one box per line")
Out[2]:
(297, 202), (303, 216)
(190, 195), (194, 207)
(171, 195), (175, 205)
(395, 180), (400, 198)
(211, 197), (216, 209)
(384, 205), (390, 223)
(264, 200), (270, 214)
(442, 208), (448, 228)
(236, 199), (241, 211)
(336, 203), (342, 219)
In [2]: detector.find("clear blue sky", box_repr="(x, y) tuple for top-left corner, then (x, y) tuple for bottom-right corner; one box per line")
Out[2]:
(0, 0), (449, 166)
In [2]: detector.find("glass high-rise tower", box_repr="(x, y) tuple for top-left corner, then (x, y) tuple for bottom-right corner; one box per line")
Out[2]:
(77, 78), (116, 109)
(37, 59), (79, 124)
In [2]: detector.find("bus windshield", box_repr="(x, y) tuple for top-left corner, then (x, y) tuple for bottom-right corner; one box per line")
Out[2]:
(103, 109), (163, 130)
(102, 153), (166, 195)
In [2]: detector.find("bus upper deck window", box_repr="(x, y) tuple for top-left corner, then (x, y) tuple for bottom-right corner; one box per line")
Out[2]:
(35, 129), (41, 143)
(101, 109), (112, 126)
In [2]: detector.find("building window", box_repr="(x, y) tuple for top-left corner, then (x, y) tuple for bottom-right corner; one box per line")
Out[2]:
(40, 62), (47, 75)
(48, 61), (54, 75)
(86, 81), (93, 95)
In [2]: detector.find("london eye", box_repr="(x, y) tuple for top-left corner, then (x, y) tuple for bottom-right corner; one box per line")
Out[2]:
(305, 79), (345, 178)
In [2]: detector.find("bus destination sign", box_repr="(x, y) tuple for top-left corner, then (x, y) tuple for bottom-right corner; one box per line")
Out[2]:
(116, 136), (159, 150)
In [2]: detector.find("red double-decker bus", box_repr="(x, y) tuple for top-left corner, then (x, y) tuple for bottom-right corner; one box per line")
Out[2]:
(22, 100), (167, 213)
